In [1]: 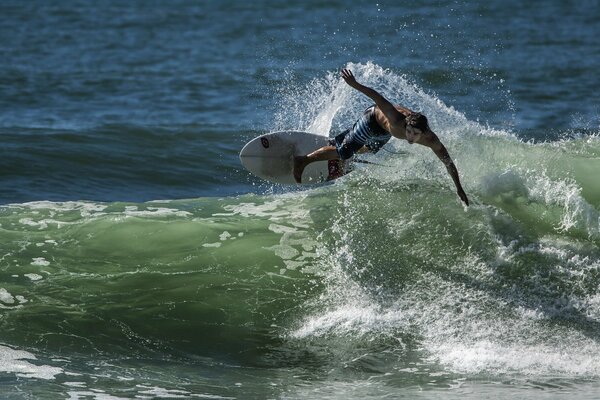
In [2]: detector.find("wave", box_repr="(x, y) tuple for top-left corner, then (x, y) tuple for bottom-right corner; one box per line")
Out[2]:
(1, 63), (600, 385)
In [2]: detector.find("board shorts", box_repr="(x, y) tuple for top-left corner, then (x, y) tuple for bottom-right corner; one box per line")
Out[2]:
(329, 106), (392, 160)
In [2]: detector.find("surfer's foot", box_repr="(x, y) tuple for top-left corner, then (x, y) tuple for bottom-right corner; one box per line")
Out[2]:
(293, 156), (307, 183)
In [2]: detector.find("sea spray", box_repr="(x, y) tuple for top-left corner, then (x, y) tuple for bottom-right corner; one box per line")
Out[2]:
(279, 64), (600, 380)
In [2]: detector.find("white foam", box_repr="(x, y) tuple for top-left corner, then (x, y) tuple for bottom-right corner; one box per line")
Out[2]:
(24, 273), (43, 281)
(268, 223), (298, 234)
(292, 303), (391, 338)
(19, 218), (76, 230)
(0, 288), (15, 304)
(293, 246), (600, 377)
(282, 260), (305, 271)
(220, 200), (287, 218)
(219, 231), (231, 241)
(134, 385), (192, 398)
(431, 341), (600, 376)
(0, 345), (63, 380)
(9, 201), (192, 222)
(15, 295), (28, 304)
(19, 218), (47, 229)
(123, 207), (191, 218)
(31, 257), (50, 266)
(528, 172), (599, 236)
(64, 381), (87, 388)
(264, 244), (299, 260)
(11, 201), (108, 218)
(66, 390), (127, 400)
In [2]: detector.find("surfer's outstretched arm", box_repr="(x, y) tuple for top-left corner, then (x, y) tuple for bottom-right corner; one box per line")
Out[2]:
(427, 136), (469, 206)
(341, 69), (403, 125)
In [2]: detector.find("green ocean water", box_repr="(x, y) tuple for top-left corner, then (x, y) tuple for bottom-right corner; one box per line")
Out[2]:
(2, 128), (600, 398)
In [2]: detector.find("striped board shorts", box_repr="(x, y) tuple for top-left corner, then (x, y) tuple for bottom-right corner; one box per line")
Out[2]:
(329, 106), (392, 160)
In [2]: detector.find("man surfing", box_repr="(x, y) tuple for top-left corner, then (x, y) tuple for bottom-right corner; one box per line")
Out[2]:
(293, 69), (469, 206)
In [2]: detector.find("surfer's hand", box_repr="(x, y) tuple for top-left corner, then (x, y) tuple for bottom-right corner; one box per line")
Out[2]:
(458, 188), (469, 206)
(341, 69), (359, 87)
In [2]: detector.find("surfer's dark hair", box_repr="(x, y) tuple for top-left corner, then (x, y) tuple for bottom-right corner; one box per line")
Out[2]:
(406, 112), (429, 132)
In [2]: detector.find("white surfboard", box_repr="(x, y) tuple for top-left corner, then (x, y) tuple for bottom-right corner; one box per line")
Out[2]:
(239, 131), (351, 185)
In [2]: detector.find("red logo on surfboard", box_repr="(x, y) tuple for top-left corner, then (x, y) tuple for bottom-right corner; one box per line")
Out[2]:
(261, 138), (270, 148)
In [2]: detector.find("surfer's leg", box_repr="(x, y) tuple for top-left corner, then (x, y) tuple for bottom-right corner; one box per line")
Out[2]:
(293, 145), (339, 183)
(307, 145), (340, 160)
(293, 124), (371, 183)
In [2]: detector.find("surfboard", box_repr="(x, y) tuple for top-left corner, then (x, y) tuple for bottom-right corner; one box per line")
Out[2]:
(239, 131), (351, 185)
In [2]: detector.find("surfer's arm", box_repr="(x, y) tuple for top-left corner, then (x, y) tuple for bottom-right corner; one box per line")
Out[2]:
(429, 138), (469, 206)
(341, 69), (402, 124)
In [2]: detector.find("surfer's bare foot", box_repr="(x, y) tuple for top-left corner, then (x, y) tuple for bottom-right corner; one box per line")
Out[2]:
(293, 156), (307, 183)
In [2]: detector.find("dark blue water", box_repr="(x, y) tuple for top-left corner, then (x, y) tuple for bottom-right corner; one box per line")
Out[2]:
(1, 1), (600, 399)
(2, 0), (598, 204)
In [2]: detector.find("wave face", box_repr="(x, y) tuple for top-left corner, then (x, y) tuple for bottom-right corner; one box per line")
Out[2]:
(1, 62), (600, 396)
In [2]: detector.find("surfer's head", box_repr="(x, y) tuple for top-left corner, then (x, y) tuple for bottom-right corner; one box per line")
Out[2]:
(405, 112), (429, 144)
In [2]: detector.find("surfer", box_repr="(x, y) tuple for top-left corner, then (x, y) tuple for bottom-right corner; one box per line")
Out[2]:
(293, 69), (469, 206)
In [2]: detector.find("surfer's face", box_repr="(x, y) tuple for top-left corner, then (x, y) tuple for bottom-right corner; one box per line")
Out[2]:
(405, 125), (423, 144)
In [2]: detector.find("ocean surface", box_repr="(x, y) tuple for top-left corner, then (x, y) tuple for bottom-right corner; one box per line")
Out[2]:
(1, 1), (600, 398)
